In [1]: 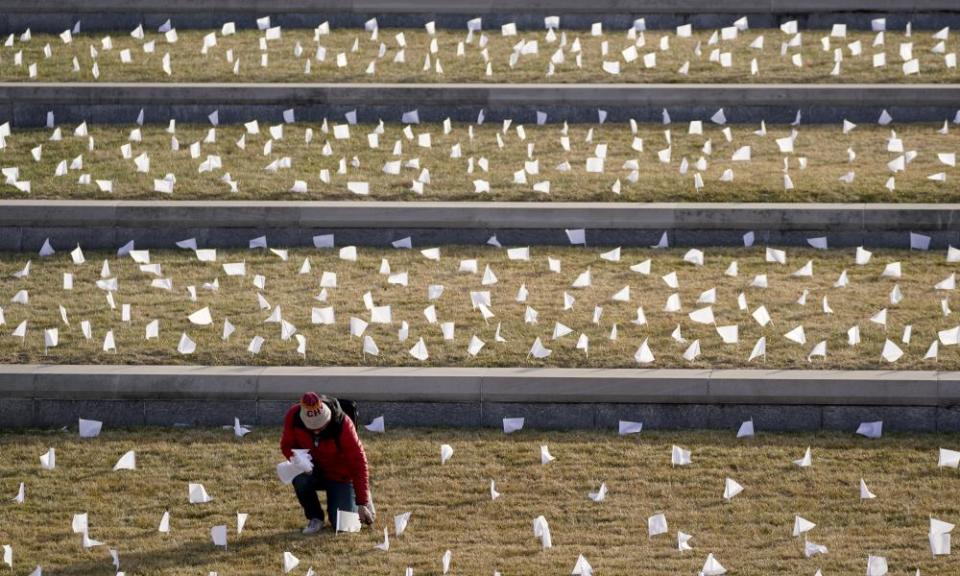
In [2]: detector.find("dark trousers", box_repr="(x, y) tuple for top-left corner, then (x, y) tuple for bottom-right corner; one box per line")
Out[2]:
(292, 471), (357, 522)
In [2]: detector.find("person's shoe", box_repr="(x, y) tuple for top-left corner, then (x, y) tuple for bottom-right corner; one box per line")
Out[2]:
(302, 518), (324, 535)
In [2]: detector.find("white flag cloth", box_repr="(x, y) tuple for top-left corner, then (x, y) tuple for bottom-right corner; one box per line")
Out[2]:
(211, 525), (227, 547)
(40, 448), (55, 470)
(784, 325), (806, 345)
(648, 513), (668, 537)
(467, 335), (485, 357)
(177, 333), (197, 354)
(233, 417), (251, 437)
(600, 247), (621, 262)
(440, 444), (454, 464)
(552, 322), (574, 339)
(71, 244), (86, 264)
(188, 483), (212, 504)
(765, 247), (786, 264)
(856, 421), (883, 439)
(860, 478), (877, 500)
(374, 526), (390, 551)
(723, 478), (743, 500)
(79, 418), (103, 438)
(409, 338), (429, 361)
(350, 317), (368, 337)
(683, 249), (705, 266)
(533, 515), (552, 549)
(930, 518), (955, 556)
(701, 553), (727, 575)
(588, 482), (608, 503)
(671, 445), (691, 466)
(277, 459), (307, 484)
(804, 540), (828, 558)
(365, 416), (385, 433)
(82, 531), (103, 549)
(113, 450), (136, 471)
(619, 421), (643, 435)
(442, 549), (453, 574)
(793, 515), (816, 536)
(565, 229), (586, 245)
(716, 325), (738, 344)
(752, 306), (771, 326)
(394, 511), (411, 536)
(572, 554), (593, 576)
(689, 306), (715, 325)
(736, 419), (754, 438)
(866, 555), (888, 576)
(336, 509), (362, 533)
(188, 307), (213, 325)
(749, 337), (766, 361)
(72, 513), (88, 534)
(145, 319), (160, 339)
(572, 269), (592, 288)
(882, 339), (904, 363)
(635, 339), (655, 364)
(540, 445), (555, 464)
(43, 328), (58, 350)
(529, 337), (552, 359)
(283, 551), (300, 573)
(939, 448), (960, 468)
(503, 418), (524, 434)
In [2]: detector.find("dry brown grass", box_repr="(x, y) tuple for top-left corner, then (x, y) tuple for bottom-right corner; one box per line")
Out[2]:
(0, 427), (958, 576)
(2, 122), (959, 203)
(1, 246), (959, 369)
(0, 28), (956, 84)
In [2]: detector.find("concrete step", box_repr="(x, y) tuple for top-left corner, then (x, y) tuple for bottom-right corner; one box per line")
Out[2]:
(3, 83), (958, 126)
(2, 0), (958, 34)
(2, 200), (959, 250)
(1, 364), (957, 430)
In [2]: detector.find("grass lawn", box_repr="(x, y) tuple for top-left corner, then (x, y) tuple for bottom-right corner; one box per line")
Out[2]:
(1, 246), (959, 370)
(0, 28), (956, 84)
(1, 122), (958, 203)
(0, 427), (958, 575)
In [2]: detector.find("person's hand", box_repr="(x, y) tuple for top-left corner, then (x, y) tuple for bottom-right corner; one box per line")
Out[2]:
(358, 504), (375, 525)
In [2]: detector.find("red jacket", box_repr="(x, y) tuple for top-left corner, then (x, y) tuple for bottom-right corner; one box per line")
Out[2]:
(280, 403), (370, 505)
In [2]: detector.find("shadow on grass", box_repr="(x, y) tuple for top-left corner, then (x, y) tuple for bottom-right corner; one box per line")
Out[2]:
(50, 528), (319, 576)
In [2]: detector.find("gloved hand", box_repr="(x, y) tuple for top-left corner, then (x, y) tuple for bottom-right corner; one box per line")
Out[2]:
(358, 504), (376, 525)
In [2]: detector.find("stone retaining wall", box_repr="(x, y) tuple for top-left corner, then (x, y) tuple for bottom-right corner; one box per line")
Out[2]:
(2, 83), (957, 126)
(1, 1), (958, 33)
(2, 201), (959, 250)
(1, 366), (958, 430)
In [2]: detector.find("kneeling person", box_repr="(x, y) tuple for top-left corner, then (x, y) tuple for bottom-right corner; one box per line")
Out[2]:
(281, 392), (374, 534)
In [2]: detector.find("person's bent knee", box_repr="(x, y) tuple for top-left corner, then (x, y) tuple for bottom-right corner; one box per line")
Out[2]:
(292, 473), (312, 490)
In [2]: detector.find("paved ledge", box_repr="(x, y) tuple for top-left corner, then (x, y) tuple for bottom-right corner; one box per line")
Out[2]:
(5, 1), (958, 15)
(5, 365), (955, 405)
(2, 83), (958, 127)
(2, 365), (960, 430)
(1, 200), (960, 251)
(3, 200), (960, 230)
(1, 2), (958, 36)
(5, 82), (956, 107)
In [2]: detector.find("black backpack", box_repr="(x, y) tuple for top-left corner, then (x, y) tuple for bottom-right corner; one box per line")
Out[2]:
(328, 397), (358, 452)
(337, 398), (359, 425)
(312, 395), (358, 427)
